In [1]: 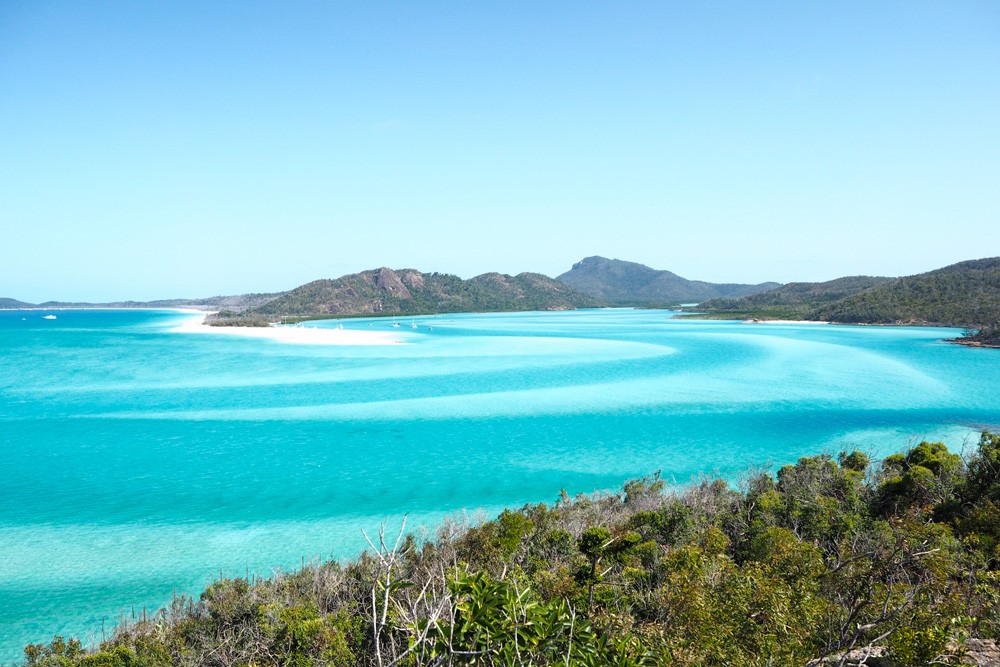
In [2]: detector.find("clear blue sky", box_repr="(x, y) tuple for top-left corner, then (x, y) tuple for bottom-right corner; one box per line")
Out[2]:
(2, 1), (998, 301)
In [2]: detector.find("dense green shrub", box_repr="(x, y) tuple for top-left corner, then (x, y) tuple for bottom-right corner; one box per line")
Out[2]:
(23, 432), (1000, 666)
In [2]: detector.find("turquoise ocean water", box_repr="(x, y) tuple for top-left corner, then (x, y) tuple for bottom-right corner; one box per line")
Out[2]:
(1, 308), (999, 659)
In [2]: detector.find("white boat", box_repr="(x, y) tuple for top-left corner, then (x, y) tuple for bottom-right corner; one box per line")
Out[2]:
(42, 315), (57, 320)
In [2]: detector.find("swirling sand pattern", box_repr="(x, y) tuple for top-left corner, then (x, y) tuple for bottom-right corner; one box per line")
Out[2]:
(0, 308), (997, 657)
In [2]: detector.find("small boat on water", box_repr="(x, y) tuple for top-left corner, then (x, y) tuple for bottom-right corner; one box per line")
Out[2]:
(42, 315), (57, 320)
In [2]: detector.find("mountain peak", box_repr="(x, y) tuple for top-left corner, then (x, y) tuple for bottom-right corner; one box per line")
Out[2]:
(557, 258), (777, 304)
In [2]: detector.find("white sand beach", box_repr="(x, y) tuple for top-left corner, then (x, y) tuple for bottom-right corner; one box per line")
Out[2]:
(171, 314), (405, 345)
(743, 319), (830, 325)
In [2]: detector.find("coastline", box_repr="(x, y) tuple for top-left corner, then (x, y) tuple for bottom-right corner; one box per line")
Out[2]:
(741, 319), (830, 325)
(684, 313), (1000, 349)
(171, 313), (406, 346)
(948, 337), (1000, 350)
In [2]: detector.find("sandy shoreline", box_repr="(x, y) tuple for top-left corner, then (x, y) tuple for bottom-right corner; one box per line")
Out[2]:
(171, 314), (406, 346)
(742, 319), (830, 325)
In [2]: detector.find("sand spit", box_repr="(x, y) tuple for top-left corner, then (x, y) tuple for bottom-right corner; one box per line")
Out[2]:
(172, 315), (406, 346)
(743, 319), (831, 325)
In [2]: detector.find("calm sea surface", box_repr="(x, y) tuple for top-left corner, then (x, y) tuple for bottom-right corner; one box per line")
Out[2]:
(1, 308), (999, 658)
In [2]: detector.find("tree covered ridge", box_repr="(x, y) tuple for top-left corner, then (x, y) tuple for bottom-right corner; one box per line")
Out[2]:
(556, 256), (779, 305)
(810, 258), (1000, 326)
(210, 268), (604, 324)
(694, 257), (1000, 333)
(23, 431), (1000, 667)
(696, 275), (894, 319)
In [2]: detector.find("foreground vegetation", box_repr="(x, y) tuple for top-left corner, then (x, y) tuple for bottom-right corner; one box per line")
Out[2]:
(24, 431), (1000, 666)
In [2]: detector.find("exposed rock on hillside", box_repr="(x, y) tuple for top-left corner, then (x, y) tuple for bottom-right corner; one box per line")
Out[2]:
(222, 267), (604, 322)
(374, 267), (412, 299)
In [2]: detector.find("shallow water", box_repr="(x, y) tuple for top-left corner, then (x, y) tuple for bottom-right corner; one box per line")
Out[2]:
(1, 308), (998, 658)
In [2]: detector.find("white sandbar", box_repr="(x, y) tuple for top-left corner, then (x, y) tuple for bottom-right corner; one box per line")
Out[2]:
(172, 315), (405, 346)
(743, 319), (830, 325)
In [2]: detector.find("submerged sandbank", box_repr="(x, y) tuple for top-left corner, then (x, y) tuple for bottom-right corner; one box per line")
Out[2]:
(171, 314), (405, 346)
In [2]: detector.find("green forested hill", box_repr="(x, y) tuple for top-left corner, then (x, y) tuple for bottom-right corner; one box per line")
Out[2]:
(556, 256), (779, 304)
(692, 258), (1000, 330)
(810, 257), (1000, 325)
(695, 275), (894, 319)
(234, 267), (604, 321)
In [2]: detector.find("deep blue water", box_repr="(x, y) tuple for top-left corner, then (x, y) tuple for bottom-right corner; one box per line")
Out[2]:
(1, 308), (998, 659)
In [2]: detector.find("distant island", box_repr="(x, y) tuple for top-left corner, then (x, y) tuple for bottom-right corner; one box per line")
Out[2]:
(0, 293), (281, 313)
(682, 257), (1000, 349)
(4, 256), (998, 347)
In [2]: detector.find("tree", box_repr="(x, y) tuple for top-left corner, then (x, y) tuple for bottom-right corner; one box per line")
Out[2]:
(576, 527), (641, 612)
